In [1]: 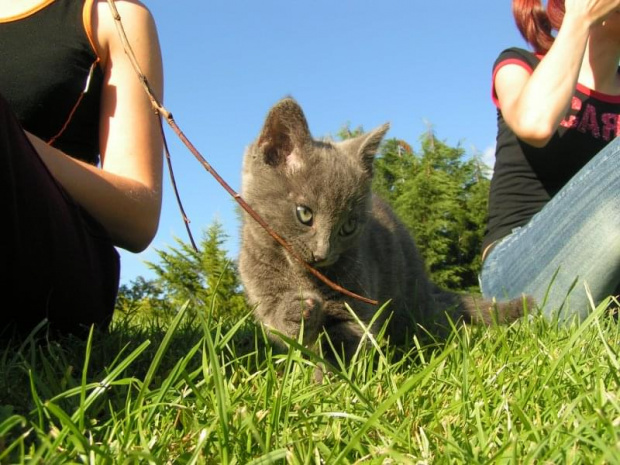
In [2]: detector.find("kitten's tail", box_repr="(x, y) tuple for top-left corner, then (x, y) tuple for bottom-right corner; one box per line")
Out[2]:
(434, 288), (536, 326)
(459, 294), (536, 325)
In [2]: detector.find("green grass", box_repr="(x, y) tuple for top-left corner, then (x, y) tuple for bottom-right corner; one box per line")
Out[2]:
(1, 298), (620, 464)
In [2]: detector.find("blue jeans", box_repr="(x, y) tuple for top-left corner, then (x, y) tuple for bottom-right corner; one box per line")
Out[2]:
(480, 137), (620, 323)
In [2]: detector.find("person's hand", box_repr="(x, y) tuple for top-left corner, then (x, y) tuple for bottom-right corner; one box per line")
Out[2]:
(564, 0), (620, 27)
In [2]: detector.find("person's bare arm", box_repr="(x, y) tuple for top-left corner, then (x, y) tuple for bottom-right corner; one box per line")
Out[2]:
(26, 0), (164, 252)
(496, 0), (620, 147)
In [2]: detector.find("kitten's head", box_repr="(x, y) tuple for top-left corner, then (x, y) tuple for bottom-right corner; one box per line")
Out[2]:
(242, 97), (389, 267)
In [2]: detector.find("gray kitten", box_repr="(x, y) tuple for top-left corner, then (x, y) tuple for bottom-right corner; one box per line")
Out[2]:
(239, 97), (529, 364)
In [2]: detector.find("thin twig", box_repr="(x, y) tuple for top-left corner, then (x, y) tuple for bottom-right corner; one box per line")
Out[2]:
(105, 0), (378, 306)
(158, 116), (198, 251)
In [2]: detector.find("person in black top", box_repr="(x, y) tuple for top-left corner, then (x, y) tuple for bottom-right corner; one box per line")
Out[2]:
(0, 0), (164, 338)
(480, 0), (620, 322)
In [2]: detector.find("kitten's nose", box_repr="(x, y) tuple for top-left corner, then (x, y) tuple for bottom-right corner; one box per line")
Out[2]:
(311, 237), (331, 265)
(311, 251), (326, 264)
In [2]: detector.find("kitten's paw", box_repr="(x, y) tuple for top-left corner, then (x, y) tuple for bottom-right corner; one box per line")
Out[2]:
(280, 291), (324, 343)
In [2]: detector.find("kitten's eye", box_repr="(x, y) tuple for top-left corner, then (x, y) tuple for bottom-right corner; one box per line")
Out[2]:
(296, 205), (313, 226)
(340, 218), (358, 236)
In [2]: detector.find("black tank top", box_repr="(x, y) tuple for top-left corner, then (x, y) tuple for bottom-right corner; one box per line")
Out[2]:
(0, 0), (103, 165)
(483, 47), (620, 251)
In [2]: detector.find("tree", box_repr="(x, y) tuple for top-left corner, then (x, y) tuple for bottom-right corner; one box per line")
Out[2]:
(115, 275), (170, 322)
(198, 221), (248, 317)
(372, 138), (417, 203)
(370, 129), (491, 290)
(117, 220), (249, 321)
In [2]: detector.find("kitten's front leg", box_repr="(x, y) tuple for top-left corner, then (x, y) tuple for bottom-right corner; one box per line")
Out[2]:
(257, 290), (325, 347)
(318, 299), (368, 366)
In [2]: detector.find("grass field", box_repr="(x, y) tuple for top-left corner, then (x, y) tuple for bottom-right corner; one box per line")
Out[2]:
(1, 298), (619, 464)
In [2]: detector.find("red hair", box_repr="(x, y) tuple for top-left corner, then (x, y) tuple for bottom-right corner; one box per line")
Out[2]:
(512, 0), (565, 53)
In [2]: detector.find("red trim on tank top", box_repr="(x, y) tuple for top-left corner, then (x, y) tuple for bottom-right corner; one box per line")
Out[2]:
(491, 58), (534, 108)
(576, 83), (620, 103)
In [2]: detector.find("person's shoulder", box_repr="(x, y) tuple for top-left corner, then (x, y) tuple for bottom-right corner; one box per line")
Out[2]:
(92, 0), (160, 68)
(96, 0), (156, 28)
(96, 0), (153, 14)
(490, 47), (539, 105)
(493, 47), (540, 70)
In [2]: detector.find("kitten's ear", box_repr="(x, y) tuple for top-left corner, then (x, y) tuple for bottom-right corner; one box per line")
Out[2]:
(351, 123), (390, 173)
(256, 97), (312, 169)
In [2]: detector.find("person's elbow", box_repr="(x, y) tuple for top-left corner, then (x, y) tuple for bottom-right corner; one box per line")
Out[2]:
(509, 115), (556, 148)
(129, 214), (160, 253)
(118, 193), (161, 253)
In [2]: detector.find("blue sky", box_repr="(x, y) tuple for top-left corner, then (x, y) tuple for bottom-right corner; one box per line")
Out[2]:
(118, 1), (527, 285)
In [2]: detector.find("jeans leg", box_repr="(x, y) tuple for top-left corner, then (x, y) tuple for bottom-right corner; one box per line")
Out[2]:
(480, 137), (620, 323)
